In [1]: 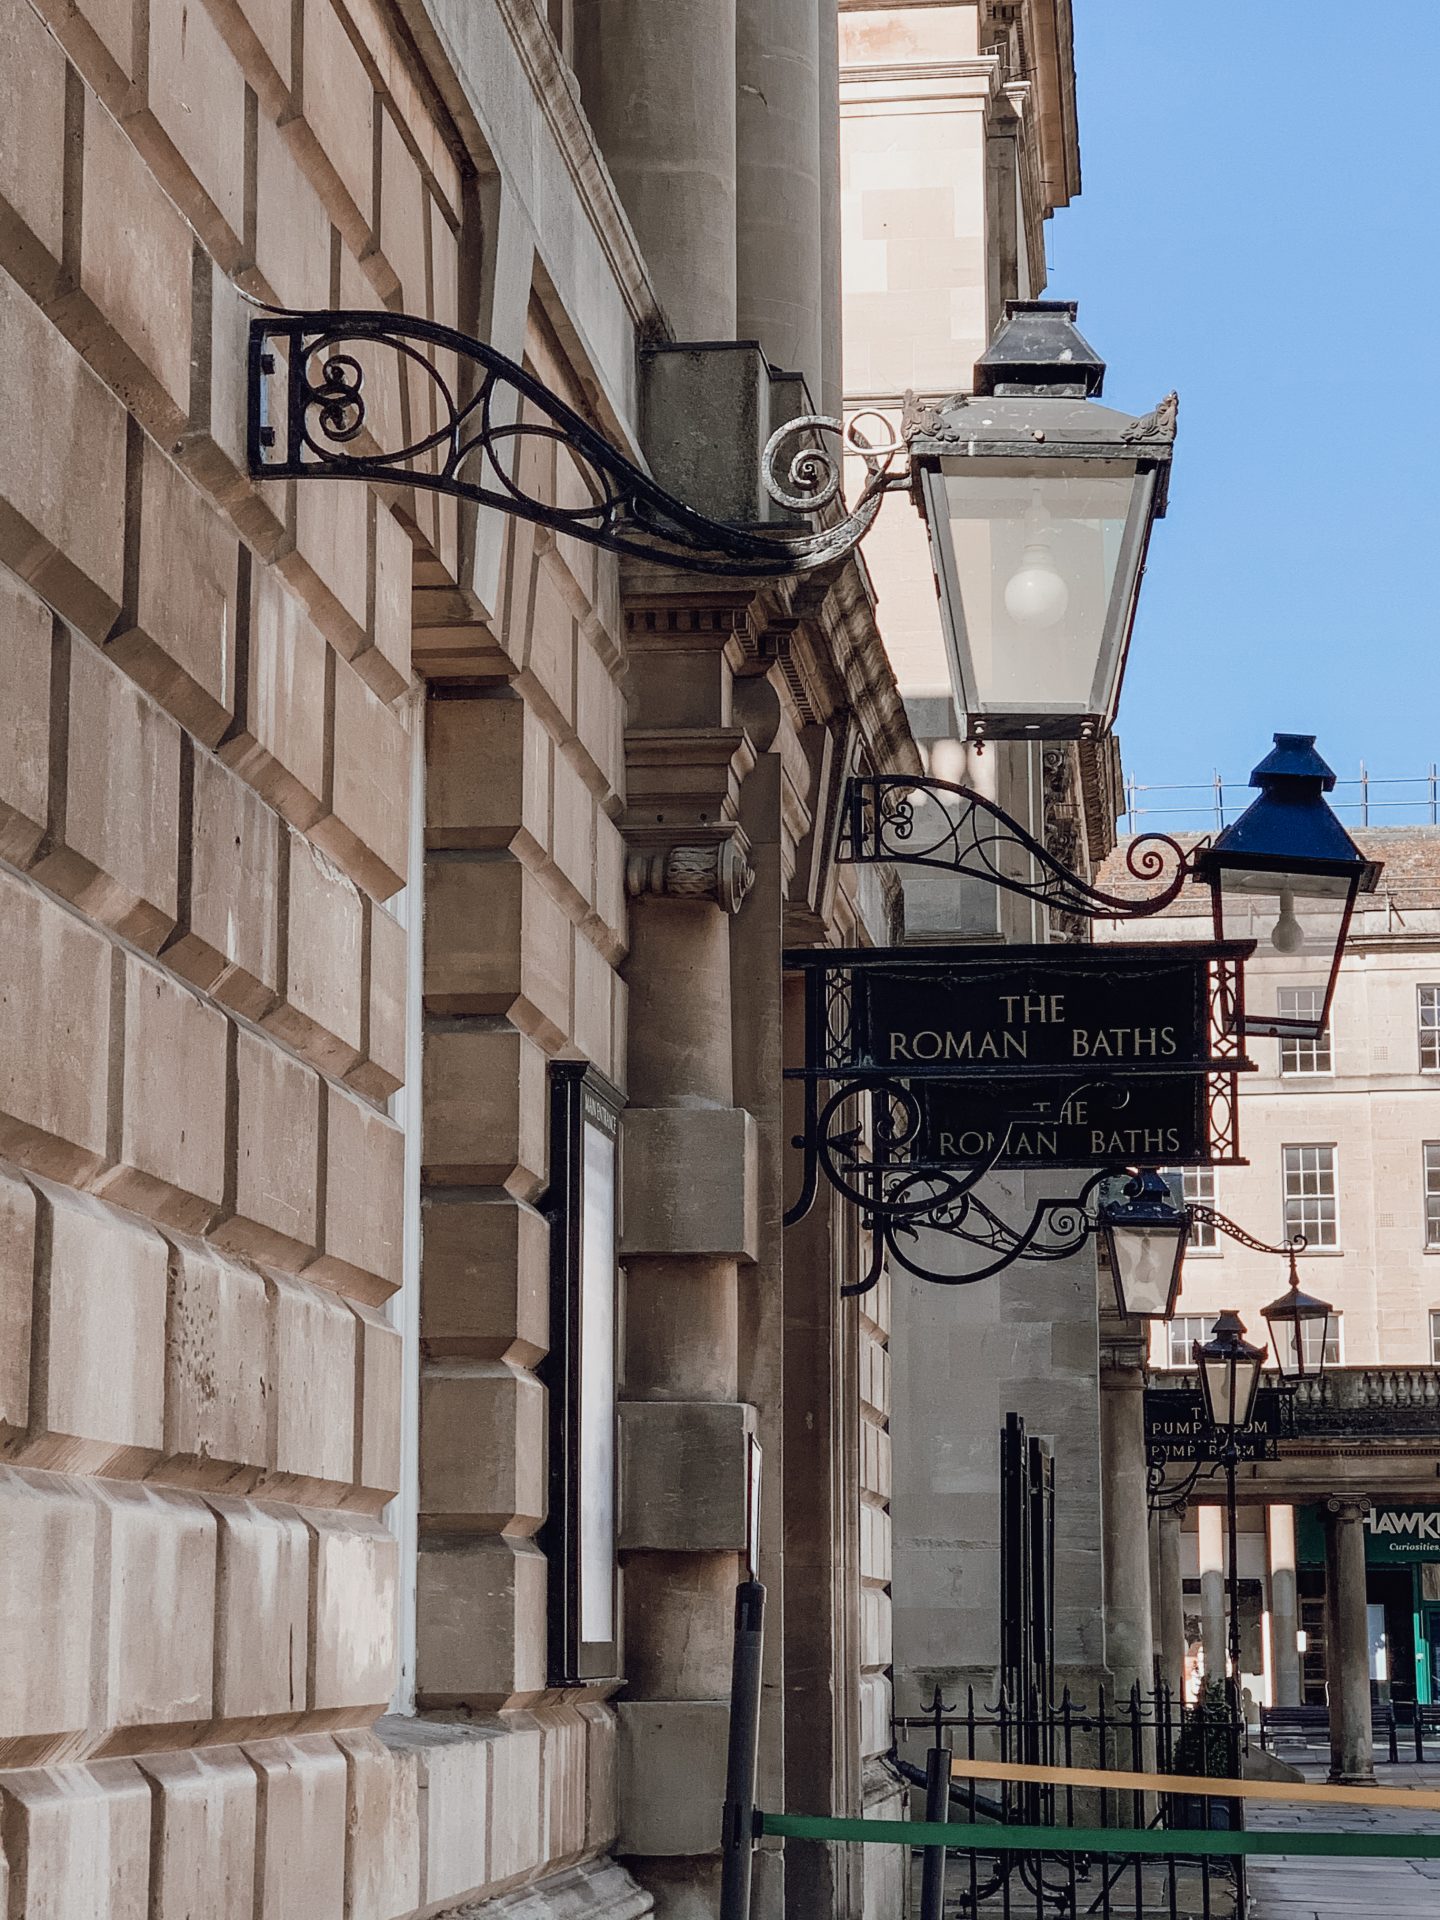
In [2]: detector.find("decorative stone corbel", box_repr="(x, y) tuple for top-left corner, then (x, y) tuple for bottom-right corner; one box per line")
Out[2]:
(625, 835), (755, 914)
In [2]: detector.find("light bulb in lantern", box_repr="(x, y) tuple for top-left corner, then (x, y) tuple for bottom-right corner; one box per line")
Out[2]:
(1004, 538), (1069, 630)
(1270, 889), (1305, 955)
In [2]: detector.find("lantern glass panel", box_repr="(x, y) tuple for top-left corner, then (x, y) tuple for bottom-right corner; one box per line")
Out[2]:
(925, 458), (1152, 729)
(1106, 1221), (1186, 1318)
(1212, 867), (1355, 1038)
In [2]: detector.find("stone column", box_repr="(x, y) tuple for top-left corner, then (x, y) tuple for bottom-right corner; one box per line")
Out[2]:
(573, 0), (738, 338)
(1155, 1505), (1186, 1704)
(1323, 1497), (1376, 1785)
(615, 603), (760, 1916)
(1267, 1504), (1302, 1708)
(1099, 1337), (1154, 1699)
(736, 0), (823, 398)
(1197, 1505), (1226, 1687)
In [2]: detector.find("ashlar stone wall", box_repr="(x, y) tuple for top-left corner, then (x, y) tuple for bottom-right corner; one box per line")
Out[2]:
(0, 0), (633, 1914)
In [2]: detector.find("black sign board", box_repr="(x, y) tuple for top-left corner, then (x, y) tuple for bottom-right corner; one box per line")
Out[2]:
(853, 946), (1221, 1078)
(787, 942), (1252, 1171)
(1144, 1387), (1290, 1465)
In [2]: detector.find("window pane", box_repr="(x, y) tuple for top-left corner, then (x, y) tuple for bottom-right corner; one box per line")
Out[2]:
(1278, 988), (1332, 1074)
(1421, 987), (1440, 1071)
(1431, 1310), (1440, 1366)
(1426, 1144), (1440, 1250)
(1165, 1313), (1213, 1368)
(1283, 1144), (1339, 1248)
(1160, 1166), (1217, 1249)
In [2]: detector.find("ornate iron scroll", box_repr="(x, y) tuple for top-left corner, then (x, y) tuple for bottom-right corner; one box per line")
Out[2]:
(839, 774), (1194, 919)
(247, 312), (905, 576)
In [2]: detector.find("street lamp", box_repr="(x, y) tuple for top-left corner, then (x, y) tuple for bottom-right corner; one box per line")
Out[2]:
(1193, 735), (1381, 1040)
(1194, 1311), (1268, 1692)
(907, 301), (1176, 743)
(1096, 1171), (1188, 1319)
(1261, 1258), (1336, 1380)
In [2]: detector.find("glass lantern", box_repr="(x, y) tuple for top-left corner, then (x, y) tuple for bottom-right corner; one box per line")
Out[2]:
(1095, 1171), (1188, 1319)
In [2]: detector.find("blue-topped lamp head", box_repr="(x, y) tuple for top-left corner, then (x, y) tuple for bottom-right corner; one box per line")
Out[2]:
(1095, 1170), (1188, 1319)
(1191, 734), (1382, 1041)
(907, 301), (1176, 744)
(1193, 1310), (1268, 1436)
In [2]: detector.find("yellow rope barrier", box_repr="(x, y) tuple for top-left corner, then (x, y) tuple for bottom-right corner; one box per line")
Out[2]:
(948, 1752), (1440, 1812)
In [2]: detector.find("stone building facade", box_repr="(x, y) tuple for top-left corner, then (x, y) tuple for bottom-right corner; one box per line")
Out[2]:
(0, 2), (925, 1918)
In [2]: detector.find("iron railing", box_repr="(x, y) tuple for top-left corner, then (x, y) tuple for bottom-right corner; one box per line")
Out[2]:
(1121, 765), (1440, 835)
(893, 1682), (1246, 1918)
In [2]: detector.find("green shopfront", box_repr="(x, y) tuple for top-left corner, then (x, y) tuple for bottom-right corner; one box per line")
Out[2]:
(1297, 1504), (1440, 1709)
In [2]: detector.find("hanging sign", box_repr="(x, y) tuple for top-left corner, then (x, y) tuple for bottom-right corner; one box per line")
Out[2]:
(1144, 1386), (1290, 1465)
(787, 942), (1251, 1173)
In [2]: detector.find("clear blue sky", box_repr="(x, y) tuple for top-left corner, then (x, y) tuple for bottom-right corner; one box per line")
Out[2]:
(1049, 1), (1440, 808)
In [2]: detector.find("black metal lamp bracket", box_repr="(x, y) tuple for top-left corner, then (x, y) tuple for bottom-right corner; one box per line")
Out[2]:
(839, 773), (1198, 919)
(246, 308), (908, 576)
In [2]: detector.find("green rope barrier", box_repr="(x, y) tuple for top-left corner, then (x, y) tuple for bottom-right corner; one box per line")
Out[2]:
(760, 1812), (1440, 1860)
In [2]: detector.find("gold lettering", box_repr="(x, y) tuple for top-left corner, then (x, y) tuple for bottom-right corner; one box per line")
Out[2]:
(889, 1032), (911, 1061)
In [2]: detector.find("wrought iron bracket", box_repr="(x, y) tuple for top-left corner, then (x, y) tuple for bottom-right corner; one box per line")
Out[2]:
(839, 773), (1196, 919)
(1188, 1206), (1305, 1259)
(247, 309), (907, 576)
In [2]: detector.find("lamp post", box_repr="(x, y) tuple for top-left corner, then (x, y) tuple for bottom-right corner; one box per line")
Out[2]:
(1193, 1312), (1268, 1691)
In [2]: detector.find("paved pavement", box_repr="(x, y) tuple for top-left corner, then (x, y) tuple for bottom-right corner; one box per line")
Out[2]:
(1244, 1755), (1440, 1919)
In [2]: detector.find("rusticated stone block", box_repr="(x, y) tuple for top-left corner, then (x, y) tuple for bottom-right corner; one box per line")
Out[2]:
(422, 1024), (547, 1195)
(571, 928), (614, 1077)
(354, 1301), (402, 1500)
(311, 1082), (403, 1303)
(620, 1107), (759, 1260)
(252, 109), (330, 309)
(92, 1480), (215, 1740)
(335, 1728), (423, 1920)
(33, 633), (181, 951)
(0, 1467), (97, 1764)
(214, 1028), (320, 1269)
(548, 748), (595, 912)
(109, 437), (238, 746)
(269, 1272), (356, 1488)
(416, 1536), (546, 1710)
(306, 1511), (398, 1714)
(98, 955), (226, 1232)
(163, 1235), (270, 1473)
(0, 1161), (35, 1436)
(540, 1706), (588, 1866)
(375, 1719), (491, 1910)
(289, 478), (367, 654)
(347, 901), (405, 1102)
(0, 265), (126, 639)
(221, 568), (327, 829)
(0, 0), (67, 299)
(26, 1178), (167, 1474)
(209, 1497), (309, 1724)
(419, 1361), (545, 1533)
(164, 748), (281, 1017)
(420, 1192), (549, 1366)
(263, 832), (364, 1074)
(424, 854), (571, 1044)
(247, 1736), (346, 1920)
(616, 1700), (729, 1857)
(488, 1718), (544, 1885)
(291, 0), (374, 240)
(426, 693), (549, 855)
(0, 868), (112, 1182)
(0, 1759), (152, 1918)
(365, 495), (412, 699)
(619, 1400), (754, 1552)
(135, 1747), (257, 1920)
(73, 86), (193, 430)
(145, 0), (246, 252)
(312, 659), (409, 900)
(581, 1701), (618, 1853)
(207, 0), (291, 100)
(0, 565), (51, 865)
